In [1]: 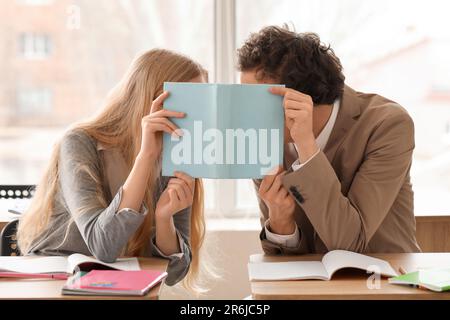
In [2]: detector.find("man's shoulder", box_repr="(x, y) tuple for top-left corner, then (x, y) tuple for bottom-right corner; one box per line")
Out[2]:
(349, 87), (413, 127)
(344, 87), (415, 151)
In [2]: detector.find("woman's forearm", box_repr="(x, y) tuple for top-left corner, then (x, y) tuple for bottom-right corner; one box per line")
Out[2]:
(155, 215), (181, 256)
(118, 153), (152, 212)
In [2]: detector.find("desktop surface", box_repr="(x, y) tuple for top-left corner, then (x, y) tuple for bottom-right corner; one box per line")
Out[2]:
(0, 257), (168, 300)
(250, 253), (450, 300)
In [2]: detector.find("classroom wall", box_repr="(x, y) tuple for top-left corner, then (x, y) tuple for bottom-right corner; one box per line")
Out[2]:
(160, 230), (262, 300)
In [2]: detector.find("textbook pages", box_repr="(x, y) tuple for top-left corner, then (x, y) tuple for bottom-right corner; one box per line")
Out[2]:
(0, 253), (140, 275)
(162, 83), (285, 179)
(248, 250), (398, 281)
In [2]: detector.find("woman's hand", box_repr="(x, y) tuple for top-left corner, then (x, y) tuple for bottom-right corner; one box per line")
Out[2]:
(140, 91), (185, 160)
(155, 171), (194, 256)
(155, 172), (195, 221)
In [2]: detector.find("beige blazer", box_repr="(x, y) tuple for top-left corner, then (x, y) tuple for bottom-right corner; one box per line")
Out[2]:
(255, 85), (421, 254)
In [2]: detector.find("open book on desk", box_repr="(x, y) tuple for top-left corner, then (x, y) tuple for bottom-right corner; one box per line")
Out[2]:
(0, 254), (140, 279)
(162, 83), (285, 179)
(248, 250), (398, 281)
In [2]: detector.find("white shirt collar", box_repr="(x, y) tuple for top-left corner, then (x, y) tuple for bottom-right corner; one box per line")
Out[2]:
(316, 99), (340, 150)
(292, 99), (340, 153)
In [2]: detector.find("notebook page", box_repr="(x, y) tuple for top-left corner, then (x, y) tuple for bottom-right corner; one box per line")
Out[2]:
(226, 84), (285, 179)
(322, 250), (398, 278)
(248, 261), (329, 281)
(161, 83), (284, 179)
(67, 254), (140, 273)
(162, 82), (217, 178)
(0, 256), (68, 274)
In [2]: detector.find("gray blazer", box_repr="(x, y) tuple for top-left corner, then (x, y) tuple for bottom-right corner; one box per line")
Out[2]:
(26, 129), (191, 286)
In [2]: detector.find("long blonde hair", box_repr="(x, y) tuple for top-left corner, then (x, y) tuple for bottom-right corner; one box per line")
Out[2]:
(17, 49), (207, 290)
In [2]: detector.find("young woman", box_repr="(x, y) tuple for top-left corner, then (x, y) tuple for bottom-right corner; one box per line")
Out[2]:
(17, 49), (207, 288)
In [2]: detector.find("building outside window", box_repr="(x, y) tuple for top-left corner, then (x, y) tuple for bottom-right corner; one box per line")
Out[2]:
(16, 87), (53, 115)
(18, 33), (52, 59)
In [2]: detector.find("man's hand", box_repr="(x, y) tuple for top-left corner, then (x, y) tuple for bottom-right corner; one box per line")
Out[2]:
(259, 167), (296, 235)
(270, 87), (319, 163)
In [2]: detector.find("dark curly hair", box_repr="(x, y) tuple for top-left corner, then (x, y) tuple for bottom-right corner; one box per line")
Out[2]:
(237, 25), (345, 105)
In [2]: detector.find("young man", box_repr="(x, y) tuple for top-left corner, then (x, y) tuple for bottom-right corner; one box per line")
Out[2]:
(238, 26), (421, 254)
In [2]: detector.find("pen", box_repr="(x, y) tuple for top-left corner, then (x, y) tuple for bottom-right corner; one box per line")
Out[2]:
(0, 272), (69, 280)
(8, 209), (23, 215)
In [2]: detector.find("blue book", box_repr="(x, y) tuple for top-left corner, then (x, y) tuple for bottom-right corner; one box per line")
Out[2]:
(162, 83), (285, 179)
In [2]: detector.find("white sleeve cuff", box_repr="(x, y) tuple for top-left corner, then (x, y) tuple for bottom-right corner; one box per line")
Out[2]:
(117, 204), (148, 216)
(291, 149), (321, 171)
(264, 220), (300, 248)
(152, 229), (185, 259)
(116, 186), (148, 216)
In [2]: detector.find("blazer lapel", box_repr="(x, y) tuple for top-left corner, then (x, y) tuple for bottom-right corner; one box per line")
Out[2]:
(323, 85), (362, 164)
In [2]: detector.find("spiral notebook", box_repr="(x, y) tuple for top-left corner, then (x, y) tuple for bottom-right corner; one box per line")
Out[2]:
(62, 270), (168, 296)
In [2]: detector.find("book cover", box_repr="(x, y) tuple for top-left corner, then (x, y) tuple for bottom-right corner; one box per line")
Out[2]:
(63, 270), (168, 296)
(389, 269), (450, 292)
(162, 83), (285, 179)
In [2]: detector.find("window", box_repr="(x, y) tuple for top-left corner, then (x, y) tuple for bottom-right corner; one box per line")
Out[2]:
(236, 179), (258, 210)
(16, 0), (54, 5)
(1, 0), (449, 219)
(235, 0), (450, 215)
(16, 88), (53, 115)
(18, 33), (52, 59)
(1, 0), (214, 185)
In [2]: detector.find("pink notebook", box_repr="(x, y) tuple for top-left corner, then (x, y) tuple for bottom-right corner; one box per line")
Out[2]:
(62, 270), (168, 296)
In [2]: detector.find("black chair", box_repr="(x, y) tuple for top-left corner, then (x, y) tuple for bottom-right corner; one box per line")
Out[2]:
(0, 185), (36, 256)
(0, 220), (20, 256)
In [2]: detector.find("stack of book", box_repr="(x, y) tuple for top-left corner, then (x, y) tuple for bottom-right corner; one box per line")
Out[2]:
(0, 253), (167, 296)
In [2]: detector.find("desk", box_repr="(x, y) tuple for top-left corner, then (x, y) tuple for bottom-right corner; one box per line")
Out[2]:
(0, 257), (168, 300)
(2, 213), (450, 252)
(250, 253), (450, 300)
(416, 214), (450, 252)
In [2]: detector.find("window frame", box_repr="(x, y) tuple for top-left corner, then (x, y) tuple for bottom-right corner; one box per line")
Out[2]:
(207, 0), (260, 219)
(18, 33), (52, 60)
